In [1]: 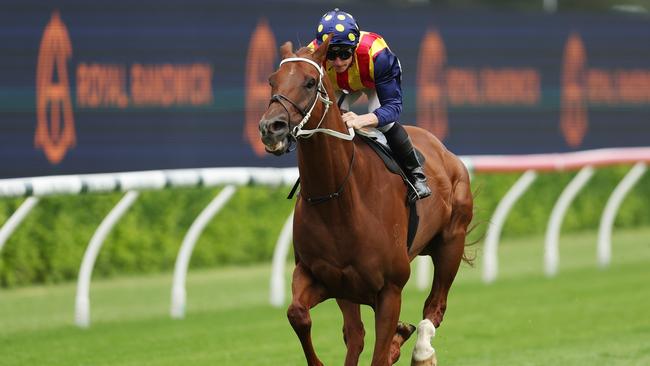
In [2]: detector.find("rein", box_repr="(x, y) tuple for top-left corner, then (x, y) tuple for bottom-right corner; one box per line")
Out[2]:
(273, 56), (356, 204)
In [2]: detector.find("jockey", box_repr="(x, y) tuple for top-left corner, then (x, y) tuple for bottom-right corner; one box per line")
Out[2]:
(308, 8), (431, 202)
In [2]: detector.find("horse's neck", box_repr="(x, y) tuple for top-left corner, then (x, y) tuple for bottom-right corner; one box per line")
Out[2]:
(296, 104), (354, 198)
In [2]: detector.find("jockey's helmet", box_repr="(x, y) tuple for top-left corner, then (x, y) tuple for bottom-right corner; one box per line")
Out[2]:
(315, 8), (360, 47)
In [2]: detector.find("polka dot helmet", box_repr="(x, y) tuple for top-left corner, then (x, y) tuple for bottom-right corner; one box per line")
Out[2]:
(315, 8), (360, 47)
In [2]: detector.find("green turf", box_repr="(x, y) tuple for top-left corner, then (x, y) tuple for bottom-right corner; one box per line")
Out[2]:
(1, 227), (649, 365)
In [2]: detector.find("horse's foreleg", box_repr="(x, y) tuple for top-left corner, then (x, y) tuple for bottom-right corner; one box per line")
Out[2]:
(336, 299), (365, 366)
(288, 263), (328, 366)
(370, 283), (402, 366)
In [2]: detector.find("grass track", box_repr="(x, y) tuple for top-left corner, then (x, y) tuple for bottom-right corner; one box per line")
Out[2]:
(1, 227), (649, 365)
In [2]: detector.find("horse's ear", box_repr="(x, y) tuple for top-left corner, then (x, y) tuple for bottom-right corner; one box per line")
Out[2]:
(312, 34), (332, 63)
(280, 41), (295, 59)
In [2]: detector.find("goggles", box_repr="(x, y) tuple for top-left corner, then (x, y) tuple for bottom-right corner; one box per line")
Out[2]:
(326, 47), (355, 61)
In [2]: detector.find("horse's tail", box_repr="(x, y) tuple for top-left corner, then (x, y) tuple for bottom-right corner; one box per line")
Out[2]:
(461, 184), (486, 266)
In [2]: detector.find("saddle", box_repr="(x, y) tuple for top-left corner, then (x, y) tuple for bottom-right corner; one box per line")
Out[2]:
(355, 128), (426, 190)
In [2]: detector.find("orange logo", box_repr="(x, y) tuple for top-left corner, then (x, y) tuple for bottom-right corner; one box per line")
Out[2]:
(561, 32), (650, 147)
(416, 30), (541, 141)
(35, 11), (76, 164)
(560, 32), (588, 148)
(244, 19), (277, 157)
(416, 29), (448, 140)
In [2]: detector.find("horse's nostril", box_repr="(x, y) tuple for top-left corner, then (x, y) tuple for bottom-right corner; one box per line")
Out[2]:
(270, 120), (288, 133)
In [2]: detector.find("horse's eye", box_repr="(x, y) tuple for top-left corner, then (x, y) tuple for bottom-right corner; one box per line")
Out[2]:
(306, 78), (316, 89)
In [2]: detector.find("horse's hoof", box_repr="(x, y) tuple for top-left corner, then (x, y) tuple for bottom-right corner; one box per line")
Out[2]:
(411, 319), (436, 365)
(391, 322), (417, 364)
(396, 321), (417, 341)
(411, 352), (437, 366)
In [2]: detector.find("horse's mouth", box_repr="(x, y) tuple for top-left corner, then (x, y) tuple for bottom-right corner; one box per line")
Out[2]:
(263, 137), (289, 156)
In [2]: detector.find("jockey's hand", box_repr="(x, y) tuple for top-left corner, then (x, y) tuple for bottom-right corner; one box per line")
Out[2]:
(342, 111), (379, 130)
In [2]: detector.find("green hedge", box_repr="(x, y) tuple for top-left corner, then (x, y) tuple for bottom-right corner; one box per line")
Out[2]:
(0, 186), (295, 287)
(1, 166), (648, 287)
(467, 165), (650, 241)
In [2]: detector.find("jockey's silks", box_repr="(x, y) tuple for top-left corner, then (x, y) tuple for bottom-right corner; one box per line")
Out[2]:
(308, 31), (403, 127)
(310, 32), (387, 92)
(308, 32), (388, 93)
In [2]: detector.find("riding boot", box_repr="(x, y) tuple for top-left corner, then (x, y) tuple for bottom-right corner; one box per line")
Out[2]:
(384, 123), (432, 202)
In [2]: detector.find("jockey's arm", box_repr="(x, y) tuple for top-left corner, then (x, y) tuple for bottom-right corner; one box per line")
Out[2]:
(343, 48), (403, 130)
(342, 110), (378, 129)
(371, 49), (403, 126)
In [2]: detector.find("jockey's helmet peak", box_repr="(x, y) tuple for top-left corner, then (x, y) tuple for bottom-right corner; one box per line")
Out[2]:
(315, 8), (360, 47)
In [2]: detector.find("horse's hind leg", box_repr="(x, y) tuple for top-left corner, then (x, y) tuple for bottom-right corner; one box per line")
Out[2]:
(411, 235), (465, 366)
(336, 299), (365, 366)
(424, 228), (466, 327)
(288, 263), (328, 366)
(412, 180), (473, 366)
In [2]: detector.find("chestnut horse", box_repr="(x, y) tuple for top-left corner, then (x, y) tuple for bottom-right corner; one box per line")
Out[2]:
(258, 38), (473, 366)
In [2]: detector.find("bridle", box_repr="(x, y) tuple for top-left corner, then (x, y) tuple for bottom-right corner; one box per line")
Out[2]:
(269, 57), (355, 142)
(269, 56), (356, 204)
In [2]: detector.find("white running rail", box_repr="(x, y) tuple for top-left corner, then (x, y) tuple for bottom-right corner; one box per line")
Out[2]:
(482, 170), (538, 283)
(75, 191), (139, 328)
(597, 162), (647, 268)
(0, 197), (39, 252)
(269, 210), (295, 307)
(544, 166), (595, 277)
(171, 185), (237, 319)
(0, 147), (648, 315)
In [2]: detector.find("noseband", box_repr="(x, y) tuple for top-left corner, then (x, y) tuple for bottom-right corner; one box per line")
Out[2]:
(269, 57), (355, 141)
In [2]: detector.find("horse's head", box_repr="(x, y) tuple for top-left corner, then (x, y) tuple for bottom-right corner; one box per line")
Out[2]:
(258, 37), (331, 155)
